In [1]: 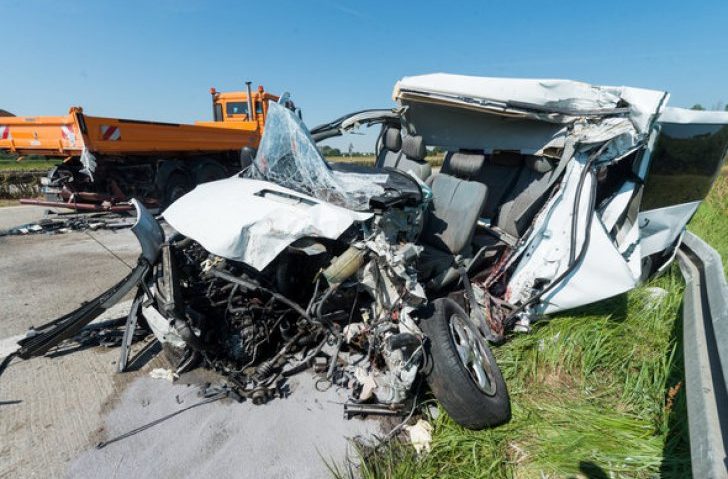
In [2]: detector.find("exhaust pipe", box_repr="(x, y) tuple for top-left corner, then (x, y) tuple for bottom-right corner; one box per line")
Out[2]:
(246, 81), (255, 122)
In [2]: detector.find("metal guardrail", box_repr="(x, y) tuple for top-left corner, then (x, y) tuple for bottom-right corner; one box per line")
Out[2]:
(677, 231), (728, 479)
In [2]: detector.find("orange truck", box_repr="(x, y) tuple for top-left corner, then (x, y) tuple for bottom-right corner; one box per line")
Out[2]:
(0, 83), (288, 211)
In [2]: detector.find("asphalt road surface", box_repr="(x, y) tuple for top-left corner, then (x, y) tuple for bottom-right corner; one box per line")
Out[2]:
(0, 205), (382, 478)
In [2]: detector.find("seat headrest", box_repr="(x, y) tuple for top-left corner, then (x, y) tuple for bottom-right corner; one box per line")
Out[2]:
(526, 156), (554, 173)
(490, 151), (524, 167)
(447, 152), (485, 178)
(401, 134), (426, 160)
(383, 127), (401, 152)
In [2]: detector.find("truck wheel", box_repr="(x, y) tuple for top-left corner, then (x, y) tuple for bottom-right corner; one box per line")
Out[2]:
(162, 172), (192, 209)
(419, 298), (511, 430)
(194, 161), (227, 185)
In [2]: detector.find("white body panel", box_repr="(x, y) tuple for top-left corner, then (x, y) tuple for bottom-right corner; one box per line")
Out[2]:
(163, 176), (371, 270)
(639, 201), (701, 258)
(539, 213), (639, 313)
(395, 74), (622, 111)
(394, 73), (668, 132)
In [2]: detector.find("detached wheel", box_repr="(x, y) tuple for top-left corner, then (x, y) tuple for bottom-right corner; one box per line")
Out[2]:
(161, 172), (192, 209)
(420, 298), (511, 429)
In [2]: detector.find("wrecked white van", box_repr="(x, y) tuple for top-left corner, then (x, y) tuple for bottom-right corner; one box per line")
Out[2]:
(10, 74), (728, 430)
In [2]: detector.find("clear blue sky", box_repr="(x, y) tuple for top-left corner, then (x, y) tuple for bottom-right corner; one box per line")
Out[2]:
(3, 0), (727, 151)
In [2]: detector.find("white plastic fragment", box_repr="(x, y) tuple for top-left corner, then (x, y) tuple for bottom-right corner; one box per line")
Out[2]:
(403, 419), (433, 455)
(645, 286), (668, 307)
(343, 323), (366, 343)
(149, 368), (178, 382)
(354, 367), (377, 401)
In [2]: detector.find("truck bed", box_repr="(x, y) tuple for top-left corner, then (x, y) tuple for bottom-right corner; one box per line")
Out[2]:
(0, 107), (260, 157)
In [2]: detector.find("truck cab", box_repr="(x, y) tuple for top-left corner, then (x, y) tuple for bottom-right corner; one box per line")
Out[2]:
(197, 85), (280, 132)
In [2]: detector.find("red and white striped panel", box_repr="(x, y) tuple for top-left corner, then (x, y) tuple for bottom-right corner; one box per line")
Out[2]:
(100, 125), (121, 141)
(60, 125), (76, 145)
(0, 126), (10, 140)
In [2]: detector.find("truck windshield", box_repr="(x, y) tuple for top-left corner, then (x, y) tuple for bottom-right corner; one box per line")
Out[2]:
(249, 102), (387, 211)
(226, 102), (249, 116)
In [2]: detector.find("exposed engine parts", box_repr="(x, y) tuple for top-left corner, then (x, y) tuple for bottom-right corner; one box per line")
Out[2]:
(149, 223), (428, 410)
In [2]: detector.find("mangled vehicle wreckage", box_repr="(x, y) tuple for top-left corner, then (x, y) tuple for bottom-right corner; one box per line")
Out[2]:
(6, 74), (728, 430)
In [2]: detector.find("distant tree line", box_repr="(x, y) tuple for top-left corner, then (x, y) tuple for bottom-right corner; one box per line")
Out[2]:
(319, 145), (373, 157)
(691, 103), (728, 111)
(320, 145), (342, 156)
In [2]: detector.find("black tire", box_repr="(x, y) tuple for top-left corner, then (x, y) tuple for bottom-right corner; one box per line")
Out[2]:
(161, 172), (192, 209)
(420, 297), (511, 429)
(194, 161), (227, 185)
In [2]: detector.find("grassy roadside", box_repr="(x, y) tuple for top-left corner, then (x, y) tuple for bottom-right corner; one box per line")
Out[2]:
(0, 150), (60, 172)
(0, 154), (57, 201)
(356, 168), (727, 478)
(0, 157), (60, 172)
(688, 167), (728, 273)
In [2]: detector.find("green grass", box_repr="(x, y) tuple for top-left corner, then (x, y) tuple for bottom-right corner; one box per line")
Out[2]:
(353, 168), (728, 478)
(688, 168), (728, 274)
(0, 154), (60, 172)
(0, 154), (59, 199)
(354, 276), (689, 478)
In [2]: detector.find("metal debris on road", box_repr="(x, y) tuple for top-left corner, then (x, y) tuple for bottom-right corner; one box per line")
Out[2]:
(0, 211), (135, 236)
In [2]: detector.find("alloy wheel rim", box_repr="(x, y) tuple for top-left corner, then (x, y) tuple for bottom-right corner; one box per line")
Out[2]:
(449, 313), (497, 396)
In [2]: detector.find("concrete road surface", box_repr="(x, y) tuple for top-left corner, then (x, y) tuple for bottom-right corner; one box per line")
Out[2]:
(0, 206), (382, 478)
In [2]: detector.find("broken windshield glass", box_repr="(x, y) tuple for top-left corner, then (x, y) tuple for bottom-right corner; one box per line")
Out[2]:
(249, 101), (386, 210)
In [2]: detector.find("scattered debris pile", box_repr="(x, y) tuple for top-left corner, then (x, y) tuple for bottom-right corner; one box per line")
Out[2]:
(0, 211), (136, 236)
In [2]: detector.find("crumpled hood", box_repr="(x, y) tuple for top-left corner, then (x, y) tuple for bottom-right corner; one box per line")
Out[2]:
(163, 176), (372, 270)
